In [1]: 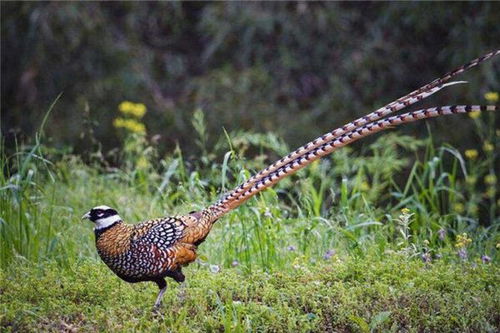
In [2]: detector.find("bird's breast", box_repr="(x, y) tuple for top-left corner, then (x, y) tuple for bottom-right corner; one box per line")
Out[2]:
(95, 223), (132, 257)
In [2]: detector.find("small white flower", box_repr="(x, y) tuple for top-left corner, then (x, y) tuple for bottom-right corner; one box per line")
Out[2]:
(209, 264), (220, 273)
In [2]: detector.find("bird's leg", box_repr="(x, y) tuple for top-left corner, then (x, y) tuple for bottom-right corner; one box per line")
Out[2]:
(154, 286), (167, 308)
(153, 278), (167, 309)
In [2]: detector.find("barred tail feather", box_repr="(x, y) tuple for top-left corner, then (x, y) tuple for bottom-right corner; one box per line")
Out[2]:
(216, 50), (499, 209)
(208, 105), (496, 218)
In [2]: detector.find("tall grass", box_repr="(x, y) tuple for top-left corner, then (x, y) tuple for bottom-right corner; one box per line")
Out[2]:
(1, 107), (498, 270)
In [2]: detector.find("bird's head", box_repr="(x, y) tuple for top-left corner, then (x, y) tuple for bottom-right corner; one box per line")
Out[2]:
(82, 205), (122, 230)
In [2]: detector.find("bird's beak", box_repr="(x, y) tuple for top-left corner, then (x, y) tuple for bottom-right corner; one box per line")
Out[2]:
(82, 212), (91, 220)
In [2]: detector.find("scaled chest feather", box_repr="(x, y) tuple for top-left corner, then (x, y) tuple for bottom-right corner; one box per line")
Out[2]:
(96, 224), (132, 257)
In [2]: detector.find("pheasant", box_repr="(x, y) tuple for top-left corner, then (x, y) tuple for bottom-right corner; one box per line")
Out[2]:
(82, 50), (499, 308)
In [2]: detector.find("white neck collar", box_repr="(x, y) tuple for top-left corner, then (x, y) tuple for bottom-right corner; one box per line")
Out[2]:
(94, 215), (122, 230)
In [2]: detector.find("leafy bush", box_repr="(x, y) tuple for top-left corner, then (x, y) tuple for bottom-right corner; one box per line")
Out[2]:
(2, 2), (499, 155)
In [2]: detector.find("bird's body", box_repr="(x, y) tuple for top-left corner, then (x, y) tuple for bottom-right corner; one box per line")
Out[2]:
(95, 218), (188, 283)
(83, 50), (499, 309)
(88, 206), (221, 306)
(93, 212), (212, 280)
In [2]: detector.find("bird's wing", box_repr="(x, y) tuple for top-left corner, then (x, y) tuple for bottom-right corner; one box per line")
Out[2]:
(132, 218), (186, 251)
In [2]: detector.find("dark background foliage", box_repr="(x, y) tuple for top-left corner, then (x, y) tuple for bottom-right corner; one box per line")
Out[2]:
(2, 2), (499, 157)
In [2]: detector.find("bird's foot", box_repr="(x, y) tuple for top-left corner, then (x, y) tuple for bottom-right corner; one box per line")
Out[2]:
(151, 304), (163, 316)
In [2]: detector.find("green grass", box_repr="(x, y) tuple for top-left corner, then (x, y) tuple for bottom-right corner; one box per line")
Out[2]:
(1, 255), (498, 332)
(0, 109), (498, 331)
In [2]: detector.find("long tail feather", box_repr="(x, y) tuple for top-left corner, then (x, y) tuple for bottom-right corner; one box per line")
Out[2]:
(208, 105), (496, 218)
(216, 50), (499, 210)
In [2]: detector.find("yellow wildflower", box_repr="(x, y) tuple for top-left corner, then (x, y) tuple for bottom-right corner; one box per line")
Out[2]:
(136, 156), (149, 169)
(468, 111), (481, 119)
(127, 120), (146, 134)
(130, 103), (147, 118)
(113, 117), (146, 134)
(483, 141), (494, 152)
(401, 208), (410, 214)
(119, 101), (135, 114)
(484, 92), (499, 103)
(359, 181), (370, 192)
(485, 187), (496, 198)
(113, 117), (126, 128)
(466, 176), (477, 186)
(453, 203), (464, 214)
(497, 243), (500, 249)
(484, 174), (497, 185)
(310, 160), (319, 172)
(455, 233), (472, 248)
(464, 149), (478, 160)
(118, 101), (147, 118)
(423, 239), (430, 246)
